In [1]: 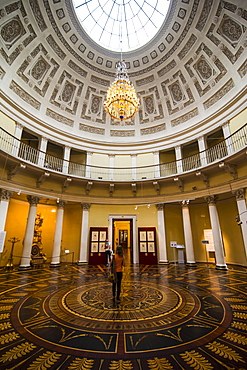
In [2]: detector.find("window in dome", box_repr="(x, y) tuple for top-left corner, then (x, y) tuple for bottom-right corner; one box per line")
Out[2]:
(73, 0), (171, 52)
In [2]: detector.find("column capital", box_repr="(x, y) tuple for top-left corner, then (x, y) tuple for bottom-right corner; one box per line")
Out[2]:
(1, 189), (13, 201)
(197, 135), (206, 143)
(57, 200), (67, 209)
(232, 188), (245, 200)
(181, 200), (190, 208)
(15, 122), (24, 130)
(27, 195), (41, 206)
(41, 136), (49, 143)
(156, 203), (164, 211)
(222, 120), (230, 129)
(205, 195), (218, 205)
(81, 203), (91, 211)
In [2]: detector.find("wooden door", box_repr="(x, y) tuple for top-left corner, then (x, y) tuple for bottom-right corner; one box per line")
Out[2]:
(88, 227), (108, 265)
(138, 227), (157, 264)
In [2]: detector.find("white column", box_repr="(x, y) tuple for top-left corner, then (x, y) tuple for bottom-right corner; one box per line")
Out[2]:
(233, 189), (247, 260)
(156, 204), (168, 264)
(0, 190), (13, 231)
(77, 203), (91, 264)
(12, 122), (23, 157)
(19, 196), (41, 270)
(131, 154), (137, 180)
(62, 146), (71, 174)
(86, 152), (92, 178)
(109, 154), (115, 181)
(222, 121), (234, 154)
(175, 145), (183, 173)
(153, 151), (160, 178)
(132, 216), (138, 264)
(38, 137), (48, 167)
(198, 136), (207, 167)
(205, 196), (227, 270)
(182, 201), (196, 266)
(50, 200), (66, 267)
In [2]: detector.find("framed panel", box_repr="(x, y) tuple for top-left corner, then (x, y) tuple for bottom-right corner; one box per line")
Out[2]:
(140, 232), (146, 241)
(91, 242), (98, 253)
(147, 231), (154, 241)
(91, 231), (98, 241)
(140, 242), (147, 253)
(148, 242), (155, 252)
(100, 231), (106, 241)
(99, 242), (105, 252)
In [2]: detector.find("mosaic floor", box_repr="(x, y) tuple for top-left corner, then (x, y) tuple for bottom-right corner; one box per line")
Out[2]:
(0, 263), (247, 369)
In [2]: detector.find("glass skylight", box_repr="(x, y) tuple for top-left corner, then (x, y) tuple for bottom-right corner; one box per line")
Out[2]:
(73, 0), (171, 52)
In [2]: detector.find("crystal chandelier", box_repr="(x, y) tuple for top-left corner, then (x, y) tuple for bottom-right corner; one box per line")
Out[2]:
(104, 60), (139, 121)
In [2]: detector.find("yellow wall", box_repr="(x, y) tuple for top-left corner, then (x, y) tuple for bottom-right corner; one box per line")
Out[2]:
(1, 198), (246, 268)
(91, 153), (109, 179)
(164, 204), (184, 262)
(0, 112), (16, 135)
(62, 204), (82, 262)
(1, 200), (57, 267)
(136, 153), (154, 179)
(230, 107), (247, 133)
(217, 200), (247, 265)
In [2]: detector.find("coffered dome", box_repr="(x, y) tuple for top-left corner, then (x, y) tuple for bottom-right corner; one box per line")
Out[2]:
(0, 0), (247, 153)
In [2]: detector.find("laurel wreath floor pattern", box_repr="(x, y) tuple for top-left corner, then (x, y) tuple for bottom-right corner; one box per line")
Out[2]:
(0, 263), (247, 369)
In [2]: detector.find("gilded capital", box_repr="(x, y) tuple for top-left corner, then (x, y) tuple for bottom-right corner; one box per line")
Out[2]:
(27, 195), (41, 206)
(232, 188), (245, 200)
(156, 203), (164, 211)
(205, 195), (218, 205)
(82, 203), (91, 211)
(1, 189), (13, 201)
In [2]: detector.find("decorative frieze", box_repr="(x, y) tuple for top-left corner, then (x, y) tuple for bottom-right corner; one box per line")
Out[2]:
(203, 79), (235, 110)
(110, 130), (135, 137)
(46, 108), (74, 126)
(29, 0), (47, 31)
(195, 0), (214, 31)
(238, 59), (247, 77)
(46, 34), (66, 60)
(67, 60), (87, 78)
(79, 124), (104, 135)
(136, 75), (154, 87)
(90, 75), (110, 87)
(171, 108), (198, 127)
(140, 123), (166, 136)
(10, 80), (41, 110)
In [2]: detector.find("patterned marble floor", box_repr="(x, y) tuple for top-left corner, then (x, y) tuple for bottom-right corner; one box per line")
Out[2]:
(0, 263), (247, 369)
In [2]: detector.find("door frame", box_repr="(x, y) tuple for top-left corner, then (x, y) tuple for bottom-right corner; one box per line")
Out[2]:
(108, 214), (138, 263)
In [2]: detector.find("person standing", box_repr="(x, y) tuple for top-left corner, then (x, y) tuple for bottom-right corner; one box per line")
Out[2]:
(105, 239), (112, 266)
(111, 245), (124, 301)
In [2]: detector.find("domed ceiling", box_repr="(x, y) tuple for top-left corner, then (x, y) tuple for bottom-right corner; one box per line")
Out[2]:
(0, 0), (247, 152)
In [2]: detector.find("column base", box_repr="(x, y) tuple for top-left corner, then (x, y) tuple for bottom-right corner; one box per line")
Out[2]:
(159, 260), (169, 265)
(18, 265), (31, 271)
(216, 264), (228, 271)
(76, 261), (87, 265)
(50, 263), (61, 268)
(186, 262), (197, 267)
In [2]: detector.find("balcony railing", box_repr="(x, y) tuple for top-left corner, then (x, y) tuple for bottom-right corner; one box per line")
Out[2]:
(0, 124), (246, 181)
